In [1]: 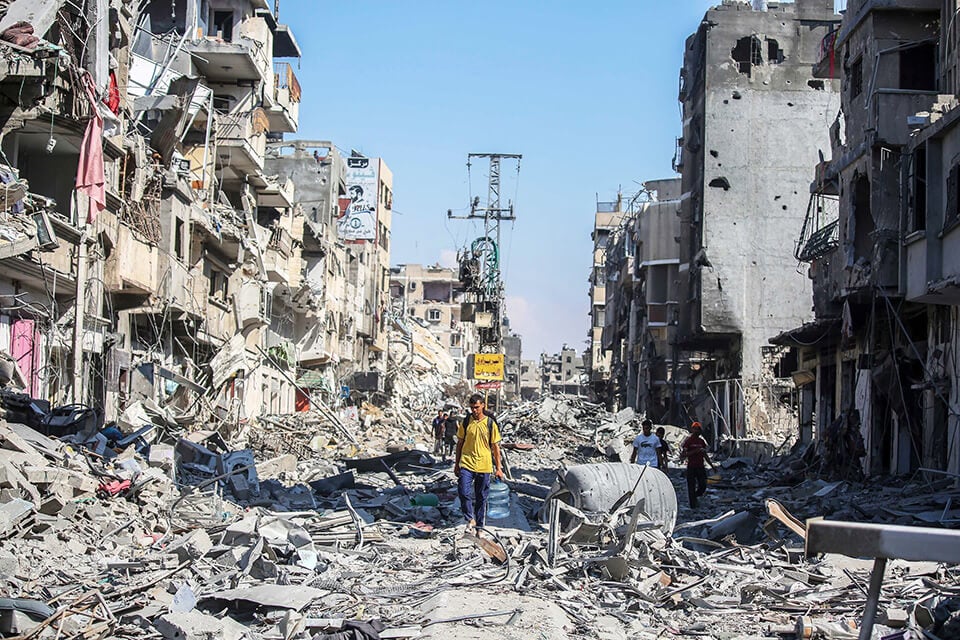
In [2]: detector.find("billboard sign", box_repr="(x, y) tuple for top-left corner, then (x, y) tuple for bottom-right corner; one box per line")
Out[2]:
(475, 381), (502, 390)
(338, 157), (378, 242)
(469, 353), (505, 381)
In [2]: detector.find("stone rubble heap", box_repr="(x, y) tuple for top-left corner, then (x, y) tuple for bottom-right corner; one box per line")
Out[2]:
(0, 394), (954, 639)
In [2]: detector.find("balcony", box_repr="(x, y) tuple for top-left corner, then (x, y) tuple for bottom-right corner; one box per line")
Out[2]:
(795, 192), (840, 262)
(215, 110), (267, 178)
(103, 221), (159, 304)
(257, 176), (294, 209)
(812, 29), (838, 79)
(265, 62), (301, 133)
(186, 17), (271, 83)
(263, 227), (293, 284)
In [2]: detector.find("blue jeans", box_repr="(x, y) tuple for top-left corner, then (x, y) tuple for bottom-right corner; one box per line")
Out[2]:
(458, 468), (491, 527)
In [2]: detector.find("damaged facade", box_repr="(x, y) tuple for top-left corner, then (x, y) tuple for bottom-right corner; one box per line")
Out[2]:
(0, 0), (398, 429)
(674, 0), (841, 439)
(598, 0), (842, 434)
(776, 0), (960, 477)
(603, 178), (686, 422)
(266, 142), (394, 402)
(389, 262), (478, 379)
(585, 197), (624, 404)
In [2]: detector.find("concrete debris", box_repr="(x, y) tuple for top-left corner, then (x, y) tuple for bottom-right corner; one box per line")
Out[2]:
(0, 394), (949, 639)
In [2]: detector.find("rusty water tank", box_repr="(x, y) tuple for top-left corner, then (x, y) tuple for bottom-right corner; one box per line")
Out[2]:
(543, 462), (678, 535)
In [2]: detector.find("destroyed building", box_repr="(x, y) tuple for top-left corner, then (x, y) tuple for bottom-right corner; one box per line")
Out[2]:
(774, 0), (960, 476)
(113, 0), (307, 419)
(502, 318), (522, 402)
(540, 346), (587, 397)
(389, 262), (478, 379)
(585, 196), (624, 404)
(0, 0), (405, 425)
(519, 357), (539, 400)
(266, 142), (395, 401)
(674, 0), (842, 438)
(603, 178), (686, 421)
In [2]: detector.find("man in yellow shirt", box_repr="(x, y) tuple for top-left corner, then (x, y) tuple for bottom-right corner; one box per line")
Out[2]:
(453, 393), (504, 531)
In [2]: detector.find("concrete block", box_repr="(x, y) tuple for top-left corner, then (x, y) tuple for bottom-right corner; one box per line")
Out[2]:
(0, 460), (39, 504)
(0, 498), (33, 533)
(169, 529), (212, 562)
(154, 610), (225, 640)
(38, 495), (66, 515)
(885, 609), (909, 628)
(255, 454), (297, 479)
(0, 551), (19, 577)
(23, 466), (97, 494)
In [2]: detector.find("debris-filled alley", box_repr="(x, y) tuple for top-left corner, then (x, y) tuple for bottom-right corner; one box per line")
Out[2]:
(0, 390), (958, 639)
(0, 0), (957, 638)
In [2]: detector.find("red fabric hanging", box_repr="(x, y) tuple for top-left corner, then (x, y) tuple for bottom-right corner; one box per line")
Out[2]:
(75, 73), (105, 224)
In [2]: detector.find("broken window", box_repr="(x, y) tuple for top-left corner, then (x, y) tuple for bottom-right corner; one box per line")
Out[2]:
(899, 42), (937, 92)
(451, 333), (461, 347)
(594, 266), (605, 285)
(208, 268), (227, 301)
(945, 164), (960, 230)
(767, 38), (784, 64)
(211, 10), (235, 41)
(849, 57), (863, 99)
(174, 218), (185, 261)
(422, 281), (450, 302)
(909, 145), (926, 233)
(732, 36), (763, 76)
(426, 309), (441, 322)
(852, 173), (875, 262)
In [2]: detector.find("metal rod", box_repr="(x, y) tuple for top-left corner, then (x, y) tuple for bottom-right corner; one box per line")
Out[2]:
(858, 557), (887, 640)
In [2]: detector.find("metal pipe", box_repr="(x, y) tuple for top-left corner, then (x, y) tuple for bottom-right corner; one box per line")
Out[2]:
(858, 557), (887, 640)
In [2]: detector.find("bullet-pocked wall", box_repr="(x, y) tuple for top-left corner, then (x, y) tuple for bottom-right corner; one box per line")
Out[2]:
(677, 1), (842, 412)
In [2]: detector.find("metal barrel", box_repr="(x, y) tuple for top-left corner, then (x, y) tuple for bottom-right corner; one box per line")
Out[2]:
(544, 462), (678, 534)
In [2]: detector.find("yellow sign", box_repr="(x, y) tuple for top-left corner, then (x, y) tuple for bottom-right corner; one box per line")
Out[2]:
(471, 353), (505, 381)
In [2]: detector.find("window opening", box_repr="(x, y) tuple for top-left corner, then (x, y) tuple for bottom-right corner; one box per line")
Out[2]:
(849, 57), (863, 99)
(899, 42), (937, 91)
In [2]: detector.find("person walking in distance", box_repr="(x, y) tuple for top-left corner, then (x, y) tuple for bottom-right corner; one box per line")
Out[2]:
(442, 411), (459, 461)
(655, 426), (672, 470)
(630, 419), (662, 468)
(679, 421), (716, 508)
(432, 410), (445, 455)
(454, 394), (504, 532)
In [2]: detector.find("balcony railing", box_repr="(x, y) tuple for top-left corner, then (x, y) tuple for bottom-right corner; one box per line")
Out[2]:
(795, 192), (840, 262)
(273, 62), (301, 103)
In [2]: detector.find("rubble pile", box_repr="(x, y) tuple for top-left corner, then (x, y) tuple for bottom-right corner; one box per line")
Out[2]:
(0, 394), (954, 639)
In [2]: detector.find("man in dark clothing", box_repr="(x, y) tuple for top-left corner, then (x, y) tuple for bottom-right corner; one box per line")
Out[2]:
(679, 422), (716, 508)
(443, 412), (459, 461)
(432, 410), (445, 455)
(655, 426), (672, 470)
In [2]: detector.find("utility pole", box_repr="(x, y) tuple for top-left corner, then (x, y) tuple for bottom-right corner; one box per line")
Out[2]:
(449, 153), (521, 410)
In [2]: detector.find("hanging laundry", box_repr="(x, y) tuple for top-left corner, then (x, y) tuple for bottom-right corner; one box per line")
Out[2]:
(75, 73), (105, 225)
(106, 71), (121, 114)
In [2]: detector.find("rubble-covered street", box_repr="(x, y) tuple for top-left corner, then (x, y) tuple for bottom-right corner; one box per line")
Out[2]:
(0, 0), (957, 638)
(0, 389), (957, 639)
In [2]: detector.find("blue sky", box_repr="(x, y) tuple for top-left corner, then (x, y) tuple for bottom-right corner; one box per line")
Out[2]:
(282, 0), (719, 358)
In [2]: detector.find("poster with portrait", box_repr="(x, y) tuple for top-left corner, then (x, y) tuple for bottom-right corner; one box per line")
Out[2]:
(337, 157), (379, 241)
